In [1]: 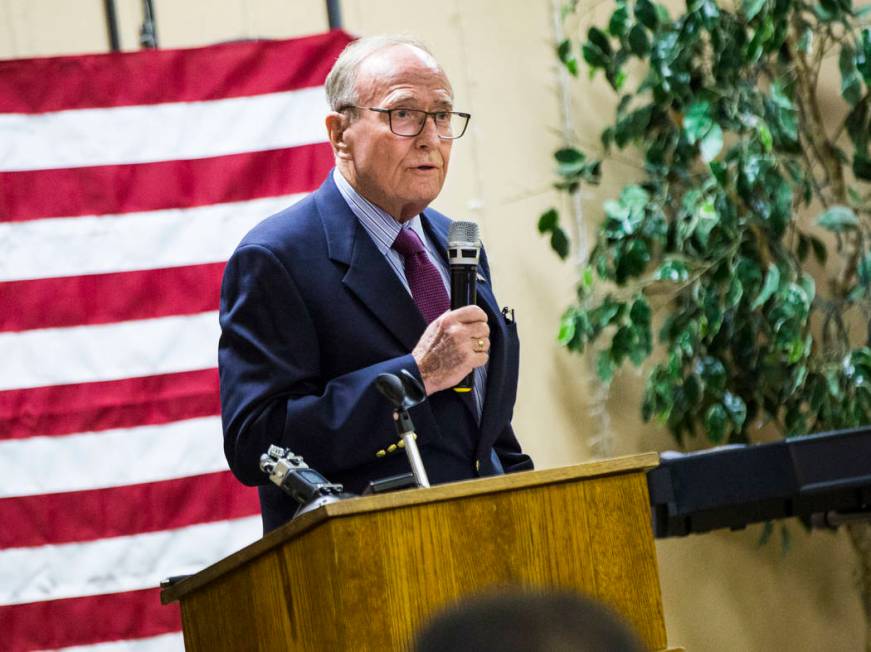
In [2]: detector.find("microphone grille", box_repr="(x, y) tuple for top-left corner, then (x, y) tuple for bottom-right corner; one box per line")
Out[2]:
(448, 220), (480, 246)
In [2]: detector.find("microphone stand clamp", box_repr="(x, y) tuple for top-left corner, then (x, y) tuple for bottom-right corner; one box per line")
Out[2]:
(259, 445), (353, 519)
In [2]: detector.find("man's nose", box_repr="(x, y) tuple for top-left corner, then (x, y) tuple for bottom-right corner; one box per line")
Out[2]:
(415, 114), (441, 145)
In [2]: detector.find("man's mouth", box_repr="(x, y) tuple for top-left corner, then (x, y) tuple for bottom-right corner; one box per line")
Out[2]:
(414, 165), (437, 171)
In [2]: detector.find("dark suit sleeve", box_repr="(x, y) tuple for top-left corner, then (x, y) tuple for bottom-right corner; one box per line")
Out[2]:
(218, 243), (417, 486)
(494, 424), (534, 473)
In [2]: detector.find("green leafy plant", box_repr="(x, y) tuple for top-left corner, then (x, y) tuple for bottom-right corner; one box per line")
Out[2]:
(542, 0), (871, 643)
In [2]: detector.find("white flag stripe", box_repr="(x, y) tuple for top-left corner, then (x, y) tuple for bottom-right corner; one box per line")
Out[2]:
(0, 87), (327, 172)
(56, 632), (185, 652)
(0, 515), (261, 606)
(0, 312), (220, 392)
(0, 193), (304, 282)
(0, 416), (226, 497)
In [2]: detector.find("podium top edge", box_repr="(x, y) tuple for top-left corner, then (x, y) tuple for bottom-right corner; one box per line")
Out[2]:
(321, 452), (661, 519)
(160, 452), (659, 604)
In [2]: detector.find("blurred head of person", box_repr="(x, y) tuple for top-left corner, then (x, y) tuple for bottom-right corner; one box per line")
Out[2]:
(413, 589), (647, 652)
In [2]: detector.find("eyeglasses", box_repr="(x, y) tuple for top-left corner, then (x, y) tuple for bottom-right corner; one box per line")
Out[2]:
(343, 106), (471, 139)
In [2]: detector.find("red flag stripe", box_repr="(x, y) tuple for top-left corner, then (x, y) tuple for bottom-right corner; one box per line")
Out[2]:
(0, 143), (333, 222)
(0, 369), (219, 440)
(0, 471), (259, 549)
(0, 263), (224, 333)
(0, 30), (353, 114)
(0, 587), (180, 652)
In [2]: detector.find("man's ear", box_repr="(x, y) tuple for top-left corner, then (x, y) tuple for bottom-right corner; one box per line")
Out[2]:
(326, 112), (352, 160)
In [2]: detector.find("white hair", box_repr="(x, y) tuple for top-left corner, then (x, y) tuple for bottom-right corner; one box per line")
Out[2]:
(325, 35), (440, 111)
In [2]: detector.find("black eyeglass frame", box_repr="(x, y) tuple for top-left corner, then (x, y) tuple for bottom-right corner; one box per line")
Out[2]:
(342, 106), (471, 139)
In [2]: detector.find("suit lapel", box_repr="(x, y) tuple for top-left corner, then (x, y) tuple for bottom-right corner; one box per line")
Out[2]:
(315, 174), (426, 351)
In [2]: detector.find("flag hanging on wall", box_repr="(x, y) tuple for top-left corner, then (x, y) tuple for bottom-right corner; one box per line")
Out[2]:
(0, 29), (352, 651)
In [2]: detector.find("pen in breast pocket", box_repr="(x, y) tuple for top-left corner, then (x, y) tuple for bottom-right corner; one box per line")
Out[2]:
(501, 306), (514, 323)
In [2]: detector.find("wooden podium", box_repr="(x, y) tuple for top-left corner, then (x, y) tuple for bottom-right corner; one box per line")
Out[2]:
(162, 453), (672, 651)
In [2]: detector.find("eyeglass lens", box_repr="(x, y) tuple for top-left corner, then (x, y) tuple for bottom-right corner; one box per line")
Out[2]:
(390, 110), (467, 138)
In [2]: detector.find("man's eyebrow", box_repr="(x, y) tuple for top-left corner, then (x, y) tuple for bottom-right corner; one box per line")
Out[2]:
(384, 95), (454, 110)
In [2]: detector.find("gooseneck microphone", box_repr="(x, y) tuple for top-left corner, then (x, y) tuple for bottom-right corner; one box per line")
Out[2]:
(447, 221), (481, 393)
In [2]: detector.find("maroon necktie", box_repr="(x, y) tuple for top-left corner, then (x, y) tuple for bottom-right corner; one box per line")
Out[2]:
(392, 228), (450, 324)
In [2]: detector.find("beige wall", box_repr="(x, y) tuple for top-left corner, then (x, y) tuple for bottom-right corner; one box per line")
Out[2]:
(1, 0), (863, 649)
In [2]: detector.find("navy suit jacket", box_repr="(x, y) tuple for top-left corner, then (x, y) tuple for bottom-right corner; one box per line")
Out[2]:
(219, 173), (533, 532)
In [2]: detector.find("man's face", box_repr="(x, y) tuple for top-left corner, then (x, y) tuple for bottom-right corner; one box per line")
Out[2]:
(336, 45), (454, 222)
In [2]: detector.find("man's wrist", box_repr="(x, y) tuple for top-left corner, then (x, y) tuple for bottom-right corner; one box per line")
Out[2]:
(410, 351), (437, 395)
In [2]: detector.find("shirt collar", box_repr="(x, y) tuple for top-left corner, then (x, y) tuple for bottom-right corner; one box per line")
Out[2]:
(333, 168), (429, 254)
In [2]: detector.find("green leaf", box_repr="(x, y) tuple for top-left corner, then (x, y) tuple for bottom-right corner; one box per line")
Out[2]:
(589, 298), (623, 331)
(684, 374), (702, 405)
(655, 3), (670, 23)
(558, 311), (576, 345)
(628, 24), (650, 56)
(554, 148), (585, 164)
(655, 259), (690, 282)
(620, 184), (650, 211)
(751, 263), (781, 309)
(608, 4), (630, 37)
(696, 356), (727, 393)
(826, 367), (843, 400)
(815, 0), (838, 21)
(770, 81), (793, 110)
(726, 276), (744, 308)
(858, 29), (871, 82)
(537, 208), (558, 234)
(587, 26), (612, 56)
(597, 349), (616, 383)
(797, 234), (809, 262)
(582, 40), (610, 69)
(757, 122), (773, 152)
(612, 325), (636, 364)
(705, 403), (729, 443)
(550, 227), (570, 260)
(557, 39), (579, 77)
(614, 105), (654, 147)
(789, 364), (809, 394)
(854, 154), (871, 182)
(839, 44), (862, 105)
(684, 101), (713, 144)
(817, 205), (859, 232)
(617, 238), (651, 282)
(800, 272), (816, 306)
(810, 236), (827, 264)
(630, 296), (652, 327)
(582, 265), (594, 289)
(741, 0), (767, 20)
(555, 147), (589, 177)
(710, 160), (728, 186)
(699, 123), (724, 162)
(723, 391), (748, 429)
(635, 0), (659, 29)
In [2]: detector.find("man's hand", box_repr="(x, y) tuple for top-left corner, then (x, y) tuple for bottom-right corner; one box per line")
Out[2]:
(412, 306), (490, 395)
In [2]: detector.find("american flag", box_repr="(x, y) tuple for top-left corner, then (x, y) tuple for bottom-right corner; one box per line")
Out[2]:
(0, 29), (352, 651)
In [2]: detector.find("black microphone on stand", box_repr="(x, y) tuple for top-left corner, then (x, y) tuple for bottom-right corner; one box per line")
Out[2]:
(447, 221), (481, 393)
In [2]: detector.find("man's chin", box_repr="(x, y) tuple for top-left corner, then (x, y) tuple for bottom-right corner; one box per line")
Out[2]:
(398, 192), (442, 220)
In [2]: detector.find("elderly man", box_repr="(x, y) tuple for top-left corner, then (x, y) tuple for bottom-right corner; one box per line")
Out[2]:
(219, 35), (533, 533)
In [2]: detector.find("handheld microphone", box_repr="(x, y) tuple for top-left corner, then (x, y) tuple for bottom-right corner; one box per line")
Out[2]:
(447, 221), (481, 393)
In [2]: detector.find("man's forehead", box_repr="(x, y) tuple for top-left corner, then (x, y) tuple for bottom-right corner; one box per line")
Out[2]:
(355, 45), (453, 102)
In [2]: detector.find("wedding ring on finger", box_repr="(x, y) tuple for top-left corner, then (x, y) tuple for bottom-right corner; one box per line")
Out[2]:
(473, 338), (486, 353)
